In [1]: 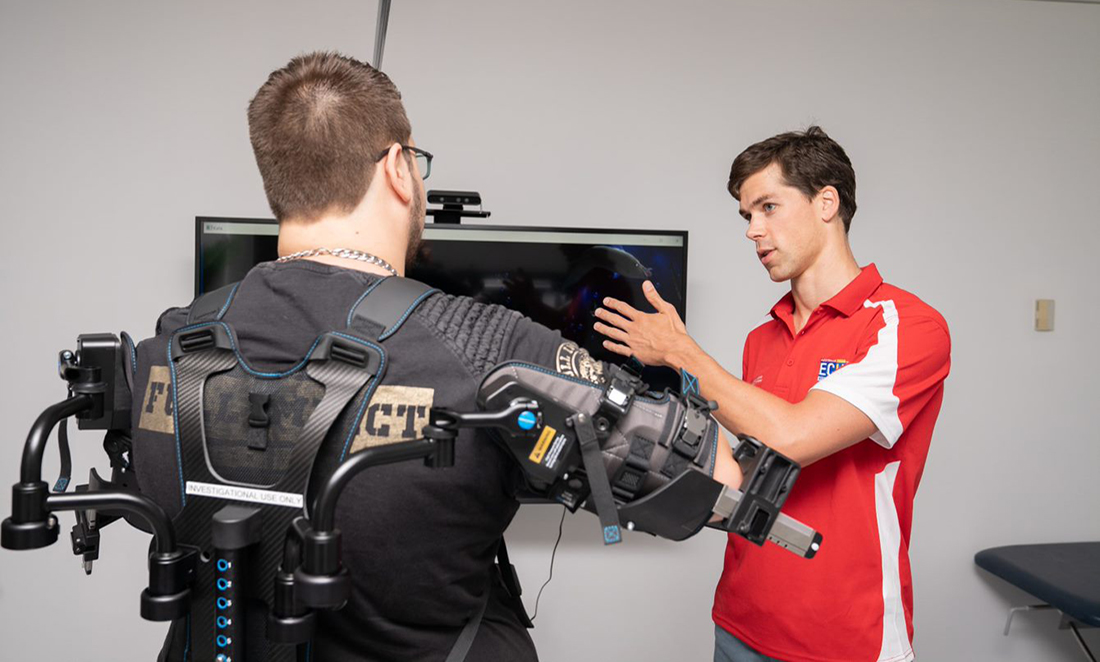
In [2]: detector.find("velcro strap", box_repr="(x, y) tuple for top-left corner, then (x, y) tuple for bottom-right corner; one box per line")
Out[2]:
(573, 413), (621, 545)
(611, 447), (651, 502)
(53, 417), (72, 493)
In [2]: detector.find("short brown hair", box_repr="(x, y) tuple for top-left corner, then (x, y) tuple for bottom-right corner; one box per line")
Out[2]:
(248, 52), (412, 222)
(727, 126), (857, 232)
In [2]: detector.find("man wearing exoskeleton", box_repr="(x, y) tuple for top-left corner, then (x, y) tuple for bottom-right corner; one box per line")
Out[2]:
(2, 52), (820, 662)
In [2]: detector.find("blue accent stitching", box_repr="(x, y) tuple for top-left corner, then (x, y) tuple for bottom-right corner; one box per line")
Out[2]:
(496, 361), (670, 404)
(122, 331), (138, 375)
(173, 320), (324, 379)
(167, 339), (187, 508)
(345, 278), (389, 327)
(168, 323), (384, 497)
(215, 282), (241, 320)
(707, 425), (718, 478)
(378, 289), (440, 340)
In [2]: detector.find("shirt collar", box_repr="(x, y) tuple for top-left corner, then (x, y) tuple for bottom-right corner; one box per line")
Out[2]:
(769, 263), (883, 322)
(823, 263), (883, 316)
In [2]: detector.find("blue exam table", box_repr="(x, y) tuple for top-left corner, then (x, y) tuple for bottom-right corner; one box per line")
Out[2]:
(975, 542), (1100, 661)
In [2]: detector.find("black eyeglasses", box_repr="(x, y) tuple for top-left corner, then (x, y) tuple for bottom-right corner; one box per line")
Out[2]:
(376, 144), (432, 180)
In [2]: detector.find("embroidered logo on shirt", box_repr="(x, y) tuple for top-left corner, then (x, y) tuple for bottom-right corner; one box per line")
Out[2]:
(817, 359), (848, 381)
(555, 341), (604, 383)
(751, 375), (764, 386)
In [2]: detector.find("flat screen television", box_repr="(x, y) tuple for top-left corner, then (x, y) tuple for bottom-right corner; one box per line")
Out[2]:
(196, 217), (688, 390)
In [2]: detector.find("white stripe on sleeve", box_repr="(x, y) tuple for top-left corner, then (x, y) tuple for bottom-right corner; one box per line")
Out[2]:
(810, 299), (903, 448)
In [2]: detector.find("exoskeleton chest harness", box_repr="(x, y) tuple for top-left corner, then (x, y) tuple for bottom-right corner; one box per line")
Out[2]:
(164, 276), (439, 662)
(3, 279), (823, 662)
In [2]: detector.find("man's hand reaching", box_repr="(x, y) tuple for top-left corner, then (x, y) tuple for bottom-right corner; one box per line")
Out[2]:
(593, 280), (697, 369)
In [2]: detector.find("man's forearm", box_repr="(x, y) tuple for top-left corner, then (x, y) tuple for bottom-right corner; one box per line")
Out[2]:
(666, 342), (805, 459)
(593, 291), (874, 464)
(663, 341), (877, 466)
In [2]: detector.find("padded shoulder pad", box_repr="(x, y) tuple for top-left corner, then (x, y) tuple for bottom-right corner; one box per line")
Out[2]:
(155, 306), (192, 337)
(187, 282), (240, 324)
(415, 294), (523, 375)
(347, 277), (438, 340)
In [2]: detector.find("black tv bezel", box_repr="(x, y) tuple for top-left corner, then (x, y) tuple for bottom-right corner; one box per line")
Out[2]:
(194, 217), (689, 323)
(195, 216), (278, 297)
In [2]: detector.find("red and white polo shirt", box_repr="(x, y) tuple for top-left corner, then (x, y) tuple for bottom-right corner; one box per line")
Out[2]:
(713, 264), (950, 662)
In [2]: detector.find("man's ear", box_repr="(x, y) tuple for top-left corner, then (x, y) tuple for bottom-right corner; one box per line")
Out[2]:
(382, 143), (414, 204)
(818, 186), (840, 224)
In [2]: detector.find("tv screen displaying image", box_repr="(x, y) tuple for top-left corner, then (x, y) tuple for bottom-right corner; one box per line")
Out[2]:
(196, 218), (688, 391)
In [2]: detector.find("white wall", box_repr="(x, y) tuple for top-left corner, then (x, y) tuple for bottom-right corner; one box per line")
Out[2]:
(1, 1), (1098, 660)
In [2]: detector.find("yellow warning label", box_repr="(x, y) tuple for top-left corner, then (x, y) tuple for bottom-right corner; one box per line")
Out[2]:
(529, 425), (556, 464)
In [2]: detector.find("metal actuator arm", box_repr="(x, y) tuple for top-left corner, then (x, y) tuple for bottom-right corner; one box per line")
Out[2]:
(2, 334), (194, 622)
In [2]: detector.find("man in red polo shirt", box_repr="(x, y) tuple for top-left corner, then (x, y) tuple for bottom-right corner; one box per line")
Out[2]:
(593, 126), (950, 662)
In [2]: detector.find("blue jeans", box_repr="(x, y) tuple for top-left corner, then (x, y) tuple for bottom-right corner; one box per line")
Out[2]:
(714, 625), (782, 662)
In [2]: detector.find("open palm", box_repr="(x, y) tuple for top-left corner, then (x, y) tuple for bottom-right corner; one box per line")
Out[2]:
(592, 280), (692, 369)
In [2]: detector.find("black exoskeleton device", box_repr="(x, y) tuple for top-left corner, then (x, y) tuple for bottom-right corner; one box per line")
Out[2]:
(3, 278), (821, 662)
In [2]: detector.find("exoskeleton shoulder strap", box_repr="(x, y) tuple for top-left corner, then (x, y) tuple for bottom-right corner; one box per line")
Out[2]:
(346, 276), (507, 662)
(187, 282), (240, 325)
(346, 276), (438, 340)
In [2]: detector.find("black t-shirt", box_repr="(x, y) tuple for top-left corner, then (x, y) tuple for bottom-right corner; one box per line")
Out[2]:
(133, 261), (599, 661)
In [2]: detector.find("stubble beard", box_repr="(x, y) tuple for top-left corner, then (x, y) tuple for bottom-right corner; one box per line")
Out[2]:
(405, 178), (426, 269)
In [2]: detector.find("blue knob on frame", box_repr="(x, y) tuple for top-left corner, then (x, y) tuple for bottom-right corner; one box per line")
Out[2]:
(517, 411), (537, 430)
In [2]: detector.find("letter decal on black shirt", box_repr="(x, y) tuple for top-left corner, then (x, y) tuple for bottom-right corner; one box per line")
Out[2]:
(139, 365), (175, 434)
(350, 386), (435, 454)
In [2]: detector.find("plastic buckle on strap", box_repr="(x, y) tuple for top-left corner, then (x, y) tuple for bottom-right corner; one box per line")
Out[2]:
(247, 393), (271, 428)
(672, 410), (707, 461)
(597, 364), (645, 432)
(329, 341), (369, 368)
(178, 328), (216, 353)
(611, 454), (650, 501)
(599, 382), (632, 419)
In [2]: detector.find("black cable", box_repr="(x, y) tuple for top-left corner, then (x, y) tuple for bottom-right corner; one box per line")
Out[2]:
(530, 505), (566, 622)
(54, 416), (72, 493)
